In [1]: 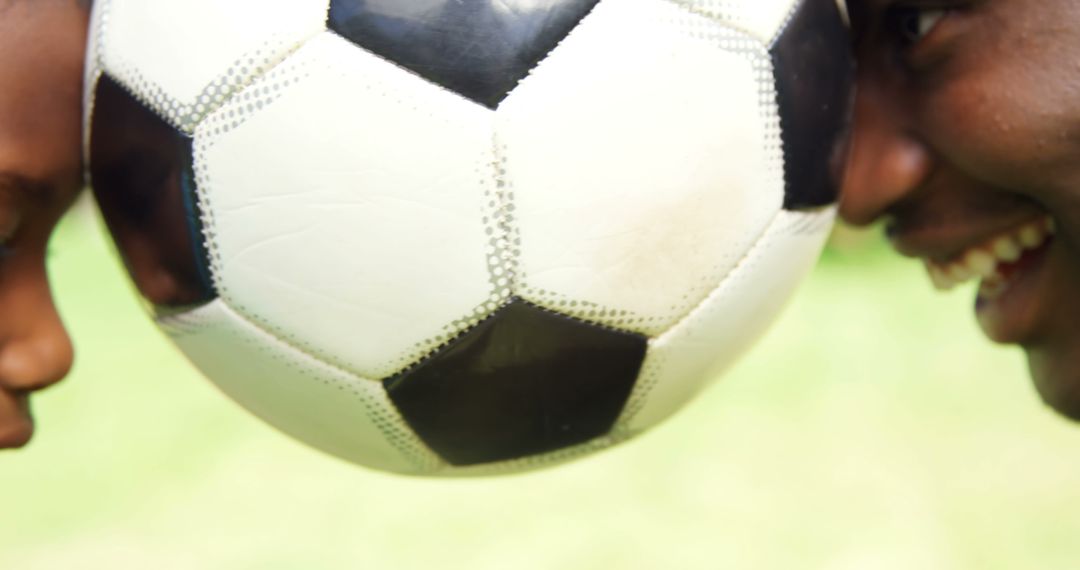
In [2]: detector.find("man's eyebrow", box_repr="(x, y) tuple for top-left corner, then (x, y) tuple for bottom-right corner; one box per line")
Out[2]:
(0, 171), (57, 206)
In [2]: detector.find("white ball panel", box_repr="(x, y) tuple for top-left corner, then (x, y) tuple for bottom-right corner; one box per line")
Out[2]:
(98, 0), (328, 130)
(196, 33), (501, 380)
(157, 300), (443, 475)
(668, 0), (801, 44)
(617, 207), (834, 433)
(499, 0), (782, 335)
(834, 0), (851, 26)
(82, 0), (109, 163)
(445, 435), (623, 478)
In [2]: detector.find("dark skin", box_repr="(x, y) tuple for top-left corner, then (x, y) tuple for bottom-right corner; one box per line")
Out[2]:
(0, 0), (88, 448)
(842, 0), (1080, 417)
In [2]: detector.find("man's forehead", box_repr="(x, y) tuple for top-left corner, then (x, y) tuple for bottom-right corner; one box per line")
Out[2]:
(844, 0), (889, 18)
(842, 0), (887, 30)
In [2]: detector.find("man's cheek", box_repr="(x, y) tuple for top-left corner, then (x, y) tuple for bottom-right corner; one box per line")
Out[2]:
(922, 81), (1045, 186)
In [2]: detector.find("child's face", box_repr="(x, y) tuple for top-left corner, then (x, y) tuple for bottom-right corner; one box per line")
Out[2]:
(0, 0), (88, 448)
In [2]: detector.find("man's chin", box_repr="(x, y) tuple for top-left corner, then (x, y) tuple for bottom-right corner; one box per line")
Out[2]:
(1027, 345), (1080, 421)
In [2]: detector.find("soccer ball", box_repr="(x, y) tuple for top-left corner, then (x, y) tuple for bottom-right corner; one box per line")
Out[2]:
(84, 0), (852, 476)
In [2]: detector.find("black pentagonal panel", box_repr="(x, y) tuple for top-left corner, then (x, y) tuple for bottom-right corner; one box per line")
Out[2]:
(384, 299), (646, 466)
(90, 74), (216, 308)
(771, 0), (854, 210)
(328, 0), (600, 109)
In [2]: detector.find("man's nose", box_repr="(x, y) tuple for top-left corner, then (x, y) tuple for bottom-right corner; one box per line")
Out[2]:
(838, 79), (934, 226)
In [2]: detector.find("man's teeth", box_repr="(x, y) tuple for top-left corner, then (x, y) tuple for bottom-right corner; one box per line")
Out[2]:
(925, 216), (1055, 293)
(991, 235), (1022, 262)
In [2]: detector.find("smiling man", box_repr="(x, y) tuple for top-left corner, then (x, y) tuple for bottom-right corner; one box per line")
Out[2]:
(841, 0), (1080, 417)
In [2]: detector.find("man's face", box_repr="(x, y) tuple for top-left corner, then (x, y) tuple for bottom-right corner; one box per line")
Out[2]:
(0, 0), (88, 447)
(842, 0), (1080, 416)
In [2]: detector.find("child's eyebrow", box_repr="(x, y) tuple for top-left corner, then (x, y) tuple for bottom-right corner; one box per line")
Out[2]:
(0, 171), (57, 207)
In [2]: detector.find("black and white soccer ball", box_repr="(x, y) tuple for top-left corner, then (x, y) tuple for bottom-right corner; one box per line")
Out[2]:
(84, 0), (852, 476)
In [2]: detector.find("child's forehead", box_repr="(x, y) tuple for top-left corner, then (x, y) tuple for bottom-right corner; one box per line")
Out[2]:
(0, 0), (87, 172)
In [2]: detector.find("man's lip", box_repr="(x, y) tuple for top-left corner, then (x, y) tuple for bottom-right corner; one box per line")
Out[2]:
(888, 214), (1052, 263)
(920, 217), (1055, 291)
(0, 391), (34, 449)
(974, 236), (1056, 345)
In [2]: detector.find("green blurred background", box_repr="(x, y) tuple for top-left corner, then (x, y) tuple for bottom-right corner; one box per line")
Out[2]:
(3, 201), (1080, 570)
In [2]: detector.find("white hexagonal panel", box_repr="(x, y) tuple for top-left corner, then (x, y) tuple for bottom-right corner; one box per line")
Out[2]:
(97, 0), (329, 131)
(158, 300), (443, 475)
(616, 208), (834, 433)
(667, 0), (801, 44)
(82, 0), (110, 158)
(194, 33), (501, 380)
(497, 0), (783, 336)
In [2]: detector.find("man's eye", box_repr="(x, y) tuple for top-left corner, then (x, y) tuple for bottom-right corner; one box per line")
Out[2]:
(894, 7), (949, 45)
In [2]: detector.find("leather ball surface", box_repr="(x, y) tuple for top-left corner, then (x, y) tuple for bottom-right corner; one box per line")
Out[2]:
(85, 0), (852, 476)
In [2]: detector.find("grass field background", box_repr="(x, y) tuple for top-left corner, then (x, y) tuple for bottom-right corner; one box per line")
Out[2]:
(2, 204), (1080, 569)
